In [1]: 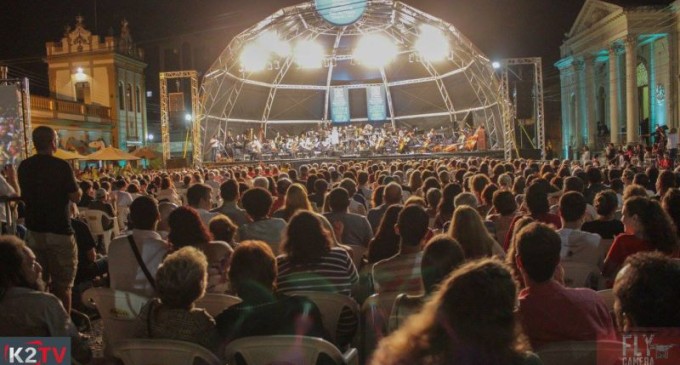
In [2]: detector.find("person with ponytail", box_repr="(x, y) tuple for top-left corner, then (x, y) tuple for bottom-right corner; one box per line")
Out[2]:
(603, 197), (679, 281)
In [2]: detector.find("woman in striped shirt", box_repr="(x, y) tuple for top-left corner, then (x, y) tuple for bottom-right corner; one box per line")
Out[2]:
(276, 210), (359, 347)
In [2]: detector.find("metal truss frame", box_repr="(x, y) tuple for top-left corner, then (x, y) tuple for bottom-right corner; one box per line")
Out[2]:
(499, 57), (546, 159)
(159, 70), (200, 167)
(199, 0), (514, 162)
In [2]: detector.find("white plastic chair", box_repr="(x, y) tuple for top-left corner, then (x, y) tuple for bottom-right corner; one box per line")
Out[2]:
(117, 205), (130, 232)
(359, 292), (399, 363)
(114, 339), (221, 365)
(562, 261), (602, 290)
(536, 340), (623, 365)
(224, 335), (358, 365)
(195, 293), (242, 317)
(286, 291), (359, 345)
(81, 210), (114, 254)
(82, 287), (149, 358)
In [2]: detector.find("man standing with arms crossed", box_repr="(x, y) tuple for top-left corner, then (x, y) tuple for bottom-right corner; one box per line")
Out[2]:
(18, 126), (81, 313)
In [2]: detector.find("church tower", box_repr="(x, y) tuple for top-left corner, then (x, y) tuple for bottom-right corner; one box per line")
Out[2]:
(44, 16), (147, 149)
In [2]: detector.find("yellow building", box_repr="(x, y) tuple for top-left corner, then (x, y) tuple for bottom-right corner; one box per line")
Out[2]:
(31, 16), (147, 153)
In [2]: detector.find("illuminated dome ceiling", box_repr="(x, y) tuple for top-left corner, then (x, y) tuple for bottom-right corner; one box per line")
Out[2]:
(199, 0), (510, 153)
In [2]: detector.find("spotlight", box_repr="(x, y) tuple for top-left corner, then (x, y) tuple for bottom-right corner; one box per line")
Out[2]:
(354, 33), (398, 68)
(415, 24), (449, 62)
(240, 43), (269, 72)
(258, 31), (290, 57)
(492, 61), (501, 69)
(185, 114), (192, 122)
(294, 40), (325, 69)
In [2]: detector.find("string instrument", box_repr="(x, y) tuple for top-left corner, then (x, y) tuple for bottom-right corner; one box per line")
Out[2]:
(465, 134), (478, 151)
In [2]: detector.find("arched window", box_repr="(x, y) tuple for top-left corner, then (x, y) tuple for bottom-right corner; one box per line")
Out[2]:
(126, 83), (134, 111)
(118, 82), (125, 110)
(136, 86), (142, 114)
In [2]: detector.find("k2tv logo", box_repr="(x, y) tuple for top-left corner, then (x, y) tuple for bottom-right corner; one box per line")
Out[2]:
(1, 338), (70, 365)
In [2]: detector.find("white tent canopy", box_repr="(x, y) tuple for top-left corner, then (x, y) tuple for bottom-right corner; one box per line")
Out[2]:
(199, 0), (510, 162)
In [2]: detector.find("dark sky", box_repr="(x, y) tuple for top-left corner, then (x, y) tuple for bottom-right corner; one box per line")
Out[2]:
(0, 0), (663, 123)
(0, 0), (583, 69)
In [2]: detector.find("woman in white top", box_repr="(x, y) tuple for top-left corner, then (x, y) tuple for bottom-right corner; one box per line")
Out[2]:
(156, 177), (182, 205)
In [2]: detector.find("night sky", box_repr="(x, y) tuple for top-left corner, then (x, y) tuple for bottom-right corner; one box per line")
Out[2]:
(0, 0), (665, 128)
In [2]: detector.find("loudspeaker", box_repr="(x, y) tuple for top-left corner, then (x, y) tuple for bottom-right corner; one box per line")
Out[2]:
(166, 158), (188, 169)
(515, 81), (534, 119)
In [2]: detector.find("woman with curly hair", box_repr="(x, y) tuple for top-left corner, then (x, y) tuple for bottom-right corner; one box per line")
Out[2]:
(168, 207), (233, 293)
(603, 197), (679, 281)
(371, 259), (539, 365)
(272, 183), (313, 221)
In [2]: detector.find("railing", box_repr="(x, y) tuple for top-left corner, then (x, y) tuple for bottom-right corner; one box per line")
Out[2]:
(30, 95), (112, 121)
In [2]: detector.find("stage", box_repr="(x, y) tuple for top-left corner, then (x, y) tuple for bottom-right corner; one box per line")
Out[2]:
(203, 150), (504, 169)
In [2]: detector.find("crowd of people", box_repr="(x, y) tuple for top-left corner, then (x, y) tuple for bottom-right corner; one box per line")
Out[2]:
(1, 125), (679, 364)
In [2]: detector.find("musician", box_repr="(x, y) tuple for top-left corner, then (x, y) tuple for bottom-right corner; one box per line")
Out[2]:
(330, 127), (340, 146)
(475, 125), (487, 150)
(209, 135), (221, 162)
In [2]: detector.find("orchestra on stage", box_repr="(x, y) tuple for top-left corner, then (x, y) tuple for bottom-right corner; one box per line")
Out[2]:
(209, 123), (488, 162)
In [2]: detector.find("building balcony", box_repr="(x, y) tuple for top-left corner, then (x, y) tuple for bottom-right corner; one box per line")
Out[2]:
(30, 95), (114, 127)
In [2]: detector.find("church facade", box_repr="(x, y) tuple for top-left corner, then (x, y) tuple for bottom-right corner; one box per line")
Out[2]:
(556, 0), (676, 157)
(31, 16), (148, 153)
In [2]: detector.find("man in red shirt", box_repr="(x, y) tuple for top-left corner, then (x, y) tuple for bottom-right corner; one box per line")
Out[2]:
(516, 222), (615, 349)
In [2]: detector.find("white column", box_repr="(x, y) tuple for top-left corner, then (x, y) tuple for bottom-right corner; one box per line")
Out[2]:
(574, 58), (585, 147)
(625, 35), (639, 144)
(585, 56), (597, 148)
(609, 44), (620, 144)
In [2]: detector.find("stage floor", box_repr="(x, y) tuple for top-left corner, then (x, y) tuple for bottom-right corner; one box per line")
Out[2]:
(203, 150), (504, 169)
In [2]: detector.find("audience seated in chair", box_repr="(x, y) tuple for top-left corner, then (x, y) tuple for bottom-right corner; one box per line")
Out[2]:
(134, 247), (221, 357)
(581, 190), (624, 240)
(276, 211), (359, 347)
(372, 259), (541, 365)
(215, 240), (328, 344)
(323, 187), (373, 248)
(372, 205), (429, 296)
(515, 222), (615, 349)
(0, 235), (92, 364)
(602, 197), (679, 282)
(389, 234), (464, 331)
(109, 196), (169, 298)
(211, 179), (249, 227)
(236, 188), (287, 253)
(557, 191), (602, 268)
(168, 206), (233, 294)
(613, 251), (680, 331)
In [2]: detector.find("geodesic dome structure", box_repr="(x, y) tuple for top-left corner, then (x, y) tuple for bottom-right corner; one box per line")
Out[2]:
(199, 0), (511, 162)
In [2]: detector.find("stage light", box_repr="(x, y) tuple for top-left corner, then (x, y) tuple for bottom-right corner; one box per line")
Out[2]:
(294, 40), (325, 69)
(492, 61), (501, 69)
(354, 33), (398, 68)
(240, 43), (269, 72)
(185, 114), (192, 122)
(147, 133), (154, 141)
(258, 31), (290, 57)
(415, 24), (449, 62)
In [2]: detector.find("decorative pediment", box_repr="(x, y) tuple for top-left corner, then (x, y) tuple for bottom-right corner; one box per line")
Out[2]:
(67, 15), (93, 51)
(569, 0), (623, 37)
